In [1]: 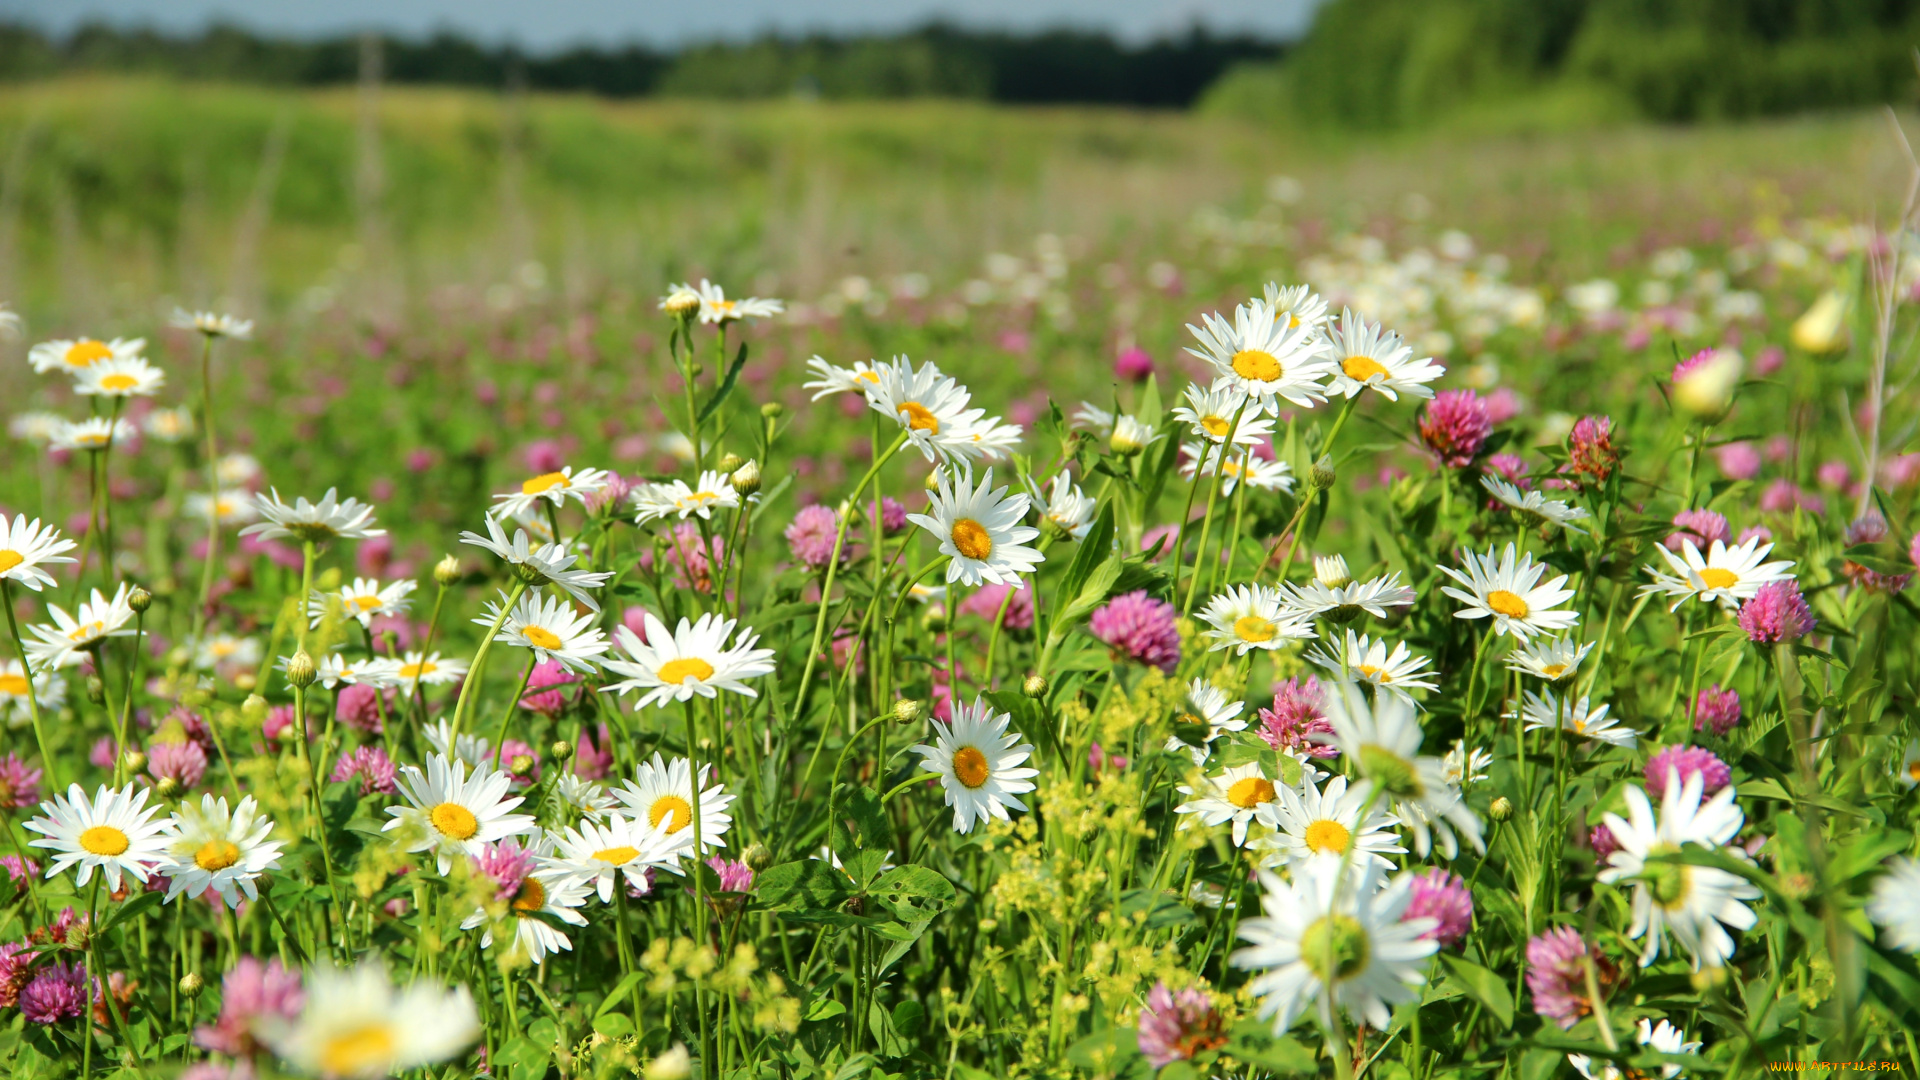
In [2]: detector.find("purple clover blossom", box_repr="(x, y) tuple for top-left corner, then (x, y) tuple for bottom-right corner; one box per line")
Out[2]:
(1588, 824), (1620, 864)
(875, 496), (908, 535)
(18, 960), (87, 1024)
(1644, 746), (1733, 800)
(1088, 590), (1181, 673)
(574, 723), (615, 781)
(1566, 415), (1618, 484)
(148, 740), (207, 789)
(785, 504), (842, 570)
(1135, 981), (1226, 1068)
(1525, 927), (1615, 1029)
(194, 956), (305, 1058)
(0, 942), (33, 1007)
(1419, 389), (1492, 468)
(708, 857), (755, 894)
(330, 745), (397, 796)
(1664, 509), (1730, 552)
(519, 658), (578, 717)
(335, 683), (389, 733)
(472, 839), (537, 904)
(0, 753), (42, 809)
(1404, 869), (1474, 947)
(1738, 580), (1814, 644)
(1114, 346), (1155, 383)
(960, 581), (1035, 631)
(1693, 685), (1742, 736)
(1258, 677), (1337, 759)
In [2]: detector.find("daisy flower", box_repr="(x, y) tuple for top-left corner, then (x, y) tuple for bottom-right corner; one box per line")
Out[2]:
(600, 611), (775, 710)
(1569, 1019), (1700, 1080)
(630, 471), (742, 523)
(1597, 771), (1759, 969)
(1198, 584), (1314, 655)
(25, 783), (171, 891)
(72, 354), (165, 398)
(170, 309), (254, 339)
(216, 453), (262, 486)
(1442, 742), (1492, 787)
(1480, 476), (1590, 534)
(475, 590), (608, 674)
(396, 652), (467, 688)
(1185, 294), (1337, 415)
(143, 405), (195, 442)
(1263, 282), (1332, 333)
(1641, 537), (1795, 612)
(490, 465), (611, 520)
(1510, 690), (1638, 747)
(1504, 637), (1593, 682)
(9, 412), (65, 445)
(50, 417), (136, 452)
(23, 583), (138, 672)
(259, 958), (478, 1079)
(1110, 414), (1157, 455)
(1324, 308), (1444, 401)
(184, 489), (260, 528)
(241, 488), (384, 544)
(458, 838), (590, 964)
(1171, 384), (1275, 448)
(422, 718), (491, 769)
(907, 466), (1044, 587)
(27, 336), (144, 374)
(802, 355), (887, 399)
(314, 653), (402, 690)
(1165, 678), (1249, 764)
(1026, 472), (1096, 540)
(383, 753), (537, 875)
(1866, 857), (1920, 953)
(1175, 763), (1284, 848)
(458, 515), (612, 611)
(157, 794), (283, 909)
(1232, 860), (1438, 1034)
(691, 278), (783, 324)
(543, 812), (685, 902)
(1317, 680), (1483, 858)
(1304, 631), (1438, 703)
(910, 696), (1038, 834)
(1179, 443), (1296, 495)
(194, 634), (262, 672)
(0, 659), (65, 727)
(0, 514), (78, 592)
(1437, 543), (1579, 640)
(309, 577), (416, 630)
(610, 753), (735, 854)
(1259, 775), (1404, 869)
(866, 357), (994, 465)
(555, 772), (619, 817)
(1070, 401), (1116, 437)
(1281, 569), (1417, 624)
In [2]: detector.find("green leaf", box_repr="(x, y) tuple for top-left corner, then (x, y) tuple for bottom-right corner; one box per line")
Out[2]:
(832, 1052), (878, 1080)
(834, 783), (893, 856)
(1055, 502), (1116, 620)
(1066, 1026), (1147, 1076)
(871, 865), (956, 922)
(493, 1037), (548, 1073)
(869, 1000), (913, 1057)
(891, 999), (927, 1039)
(99, 890), (164, 935)
(595, 972), (645, 1017)
(806, 997), (849, 1022)
(1519, 1047), (1565, 1080)
(591, 1012), (633, 1040)
(1118, 887), (1199, 930)
(696, 339), (750, 425)
(1223, 1019), (1316, 1073)
(1439, 953), (1515, 1030)
(758, 860), (855, 912)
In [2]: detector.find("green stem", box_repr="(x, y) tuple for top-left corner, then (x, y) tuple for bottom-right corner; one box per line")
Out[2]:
(193, 333), (221, 640)
(0, 580), (57, 789)
(448, 579), (528, 742)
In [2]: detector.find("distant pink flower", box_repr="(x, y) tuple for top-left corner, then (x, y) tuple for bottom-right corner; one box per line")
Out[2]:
(1140, 524), (1180, 560)
(148, 741), (207, 789)
(357, 534), (393, 578)
(523, 440), (565, 475)
(0, 942), (33, 1007)
(1135, 981), (1226, 1068)
(195, 956), (304, 1057)
(1483, 387), (1522, 424)
(1089, 591), (1180, 673)
(1693, 685), (1742, 736)
(961, 581), (1034, 631)
(1405, 869), (1474, 947)
(1420, 390), (1492, 468)
(1644, 746), (1732, 799)
(1844, 512), (1889, 547)
(1664, 509), (1730, 552)
(875, 496), (908, 535)
(1114, 346), (1154, 383)
(1759, 478), (1821, 515)
(621, 606), (652, 643)
(1526, 927), (1615, 1029)
(0, 754), (43, 809)
(1737, 525), (1772, 545)
(330, 745), (397, 796)
(405, 448), (436, 473)
(708, 857), (755, 894)
(1588, 824), (1620, 864)
(1752, 345), (1785, 377)
(1738, 580), (1813, 643)
(1258, 678), (1337, 759)
(18, 961), (86, 1024)
(574, 724), (614, 781)
(335, 683), (390, 733)
(89, 738), (118, 770)
(1714, 441), (1761, 480)
(1484, 453), (1529, 487)
(1816, 460), (1851, 489)
(0, 855), (40, 889)
(1671, 348), (1716, 383)
(1566, 415), (1618, 484)
(785, 505), (842, 569)
(641, 523), (723, 593)
(471, 840), (536, 904)
(1088, 742), (1129, 773)
(1883, 453), (1920, 488)
(519, 659), (577, 717)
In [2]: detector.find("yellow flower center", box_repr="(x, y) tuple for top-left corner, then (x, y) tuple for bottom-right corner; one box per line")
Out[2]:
(195, 839), (242, 872)
(1342, 355), (1389, 382)
(1304, 819), (1353, 855)
(897, 401), (940, 434)
(592, 845), (639, 865)
(1233, 615), (1277, 643)
(0, 550), (21, 573)
(1486, 590), (1530, 618)
(319, 1023), (397, 1076)
(649, 795), (694, 833)
(522, 626), (563, 650)
(211, 641), (237, 658)
(856, 370), (879, 385)
(429, 802), (479, 840)
(1907, 761), (1920, 781)
(1541, 662), (1568, 678)
(522, 472), (570, 494)
(657, 657), (715, 684)
(1698, 568), (1738, 590)
(511, 877), (547, 913)
(399, 661), (435, 679)
(65, 340), (112, 368)
(1571, 717), (1588, 733)
(951, 518), (994, 561)
(99, 373), (139, 392)
(0, 674), (26, 695)
(1231, 349), (1282, 382)
(682, 491), (720, 506)
(1200, 415), (1231, 439)
(1356, 664), (1389, 683)
(79, 825), (130, 857)
(353, 595), (382, 612)
(1227, 777), (1276, 809)
(952, 746), (991, 789)
(67, 621), (106, 643)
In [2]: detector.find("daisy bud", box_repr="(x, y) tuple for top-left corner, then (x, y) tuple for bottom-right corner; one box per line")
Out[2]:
(433, 554), (461, 585)
(730, 460), (761, 496)
(1022, 674), (1048, 699)
(122, 750), (147, 774)
(1314, 554), (1352, 589)
(1690, 965), (1729, 992)
(284, 650), (317, 689)
(509, 754), (534, 777)
(1310, 455), (1337, 492)
(1671, 348), (1742, 423)
(85, 676), (105, 706)
(893, 698), (924, 723)
(1489, 796), (1514, 822)
(127, 586), (152, 613)
(662, 289), (701, 318)
(550, 740), (574, 761)
(921, 607), (948, 633)
(688, 362), (705, 379)
(1789, 290), (1848, 353)
(716, 452), (744, 474)
(155, 776), (182, 799)
(241, 694), (268, 724)
(1110, 415), (1151, 456)
(178, 972), (204, 997)
(742, 841), (773, 870)
(760, 402), (784, 418)
(925, 469), (944, 492)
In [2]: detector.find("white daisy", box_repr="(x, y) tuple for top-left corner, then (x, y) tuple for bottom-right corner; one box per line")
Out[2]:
(27, 336), (144, 375)
(555, 772), (619, 817)
(383, 753), (537, 875)
(1110, 415), (1158, 455)
(1259, 775), (1404, 869)
(1165, 678), (1249, 764)
(1070, 401), (1115, 437)
(50, 417), (136, 452)
(866, 357), (994, 465)
(309, 576), (416, 630)
(1867, 857), (1920, 953)
(1597, 771), (1759, 969)
(1318, 680), (1483, 858)
(23, 583), (138, 672)
(910, 696), (1039, 834)
(421, 718), (491, 769)
(240, 488), (384, 544)
(1641, 537), (1795, 612)
(1185, 294), (1337, 415)
(396, 652), (468, 688)
(0, 659), (65, 728)
(1570, 1019), (1700, 1080)
(216, 453), (262, 487)
(907, 466), (1044, 587)
(72, 354), (166, 398)
(609, 753), (735, 854)
(314, 653), (403, 691)
(1171, 383), (1275, 448)
(1437, 543), (1579, 640)
(1281, 571), (1417, 623)
(24, 783), (171, 891)
(544, 812), (685, 902)
(1480, 476), (1590, 534)
(1323, 308), (1444, 401)
(1026, 472), (1096, 541)
(630, 471), (742, 523)
(1442, 742), (1492, 788)
(1179, 443), (1296, 495)
(600, 611), (775, 710)
(170, 309), (254, 339)
(194, 634), (262, 672)
(0, 514), (78, 592)
(1197, 584), (1314, 655)
(9, 412), (65, 445)
(1232, 860), (1438, 1034)
(1263, 282), (1332, 334)
(158, 794), (284, 908)
(458, 515), (613, 611)
(1175, 762), (1284, 848)
(490, 465), (611, 519)
(691, 278), (783, 324)
(142, 405), (196, 443)
(259, 958), (478, 1080)
(1899, 740), (1920, 787)
(1504, 637), (1594, 682)
(802, 355), (887, 399)
(459, 838), (590, 964)
(476, 589), (608, 674)
(1510, 690), (1638, 748)
(1305, 631), (1438, 702)
(184, 489), (260, 528)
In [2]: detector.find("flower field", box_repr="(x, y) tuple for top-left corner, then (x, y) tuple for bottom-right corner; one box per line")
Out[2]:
(0, 82), (1917, 1080)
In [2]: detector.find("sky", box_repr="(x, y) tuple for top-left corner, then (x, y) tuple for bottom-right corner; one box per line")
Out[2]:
(0, 0), (1326, 49)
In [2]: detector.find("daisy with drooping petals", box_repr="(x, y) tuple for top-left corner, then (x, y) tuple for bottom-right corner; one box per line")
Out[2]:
(1443, 742), (1493, 788)
(1317, 680), (1483, 858)
(1071, 401), (1115, 436)
(802, 355), (888, 399)
(259, 958), (478, 1080)
(459, 837), (590, 964)
(866, 357), (985, 464)
(1186, 294), (1337, 415)
(422, 718), (491, 770)
(184, 489), (259, 528)
(241, 488), (384, 545)
(1165, 678), (1249, 764)
(383, 753), (537, 875)
(911, 696), (1038, 834)
(1867, 857), (1920, 953)
(396, 652), (467, 688)
(1198, 584), (1314, 655)
(1233, 860), (1438, 1034)
(690, 278), (783, 324)
(1504, 636), (1593, 682)
(477, 590), (609, 674)
(1026, 472), (1096, 540)
(1569, 1019), (1700, 1080)
(25, 783), (171, 891)
(1641, 537), (1795, 612)
(1179, 443), (1296, 495)
(600, 612), (775, 710)
(908, 466), (1044, 587)
(490, 465), (611, 520)
(1510, 690), (1638, 747)
(1305, 631), (1438, 703)
(1437, 543), (1579, 640)
(0, 659), (65, 727)
(143, 405), (195, 442)
(458, 515), (612, 611)
(27, 336), (144, 375)
(314, 653), (401, 691)
(72, 354), (166, 398)
(23, 583), (138, 672)
(610, 753), (735, 854)
(556, 772), (618, 818)
(1324, 308), (1444, 401)
(1259, 775), (1404, 870)
(1597, 771), (1759, 969)
(544, 812), (685, 902)
(1171, 384), (1274, 448)
(50, 417), (136, 452)
(309, 577), (416, 630)
(630, 471), (742, 523)
(1175, 763), (1284, 848)
(170, 309), (253, 339)
(194, 634), (262, 672)
(0, 514), (78, 592)
(158, 794), (283, 908)
(1480, 476), (1590, 534)
(1281, 570), (1417, 624)
(1263, 282), (1331, 334)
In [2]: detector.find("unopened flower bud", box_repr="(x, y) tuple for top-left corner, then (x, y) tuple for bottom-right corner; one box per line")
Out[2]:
(127, 587), (152, 613)
(1489, 796), (1514, 822)
(550, 740), (574, 761)
(662, 289), (700, 318)
(924, 469), (944, 492)
(509, 754), (534, 777)
(233, 672), (256, 692)
(434, 554), (462, 585)
(1314, 554), (1352, 589)
(241, 694), (268, 724)
(316, 567), (342, 592)
(179, 972), (204, 997)
(1673, 348), (1743, 424)
(155, 777), (182, 799)
(730, 460), (761, 496)
(1022, 674), (1048, 699)
(716, 452), (744, 474)
(688, 361), (705, 379)
(921, 606), (948, 633)
(644, 1044), (693, 1080)
(760, 402), (784, 418)
(85, 675), (105, 705)
(1310, 455), (1337, 492)
(284, 650), (317, 689)
(893, 698), (923, 724)
(1109, 415), (1151, 456)
(742, 841), (773, 871)
(122, 750), (147, 775)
